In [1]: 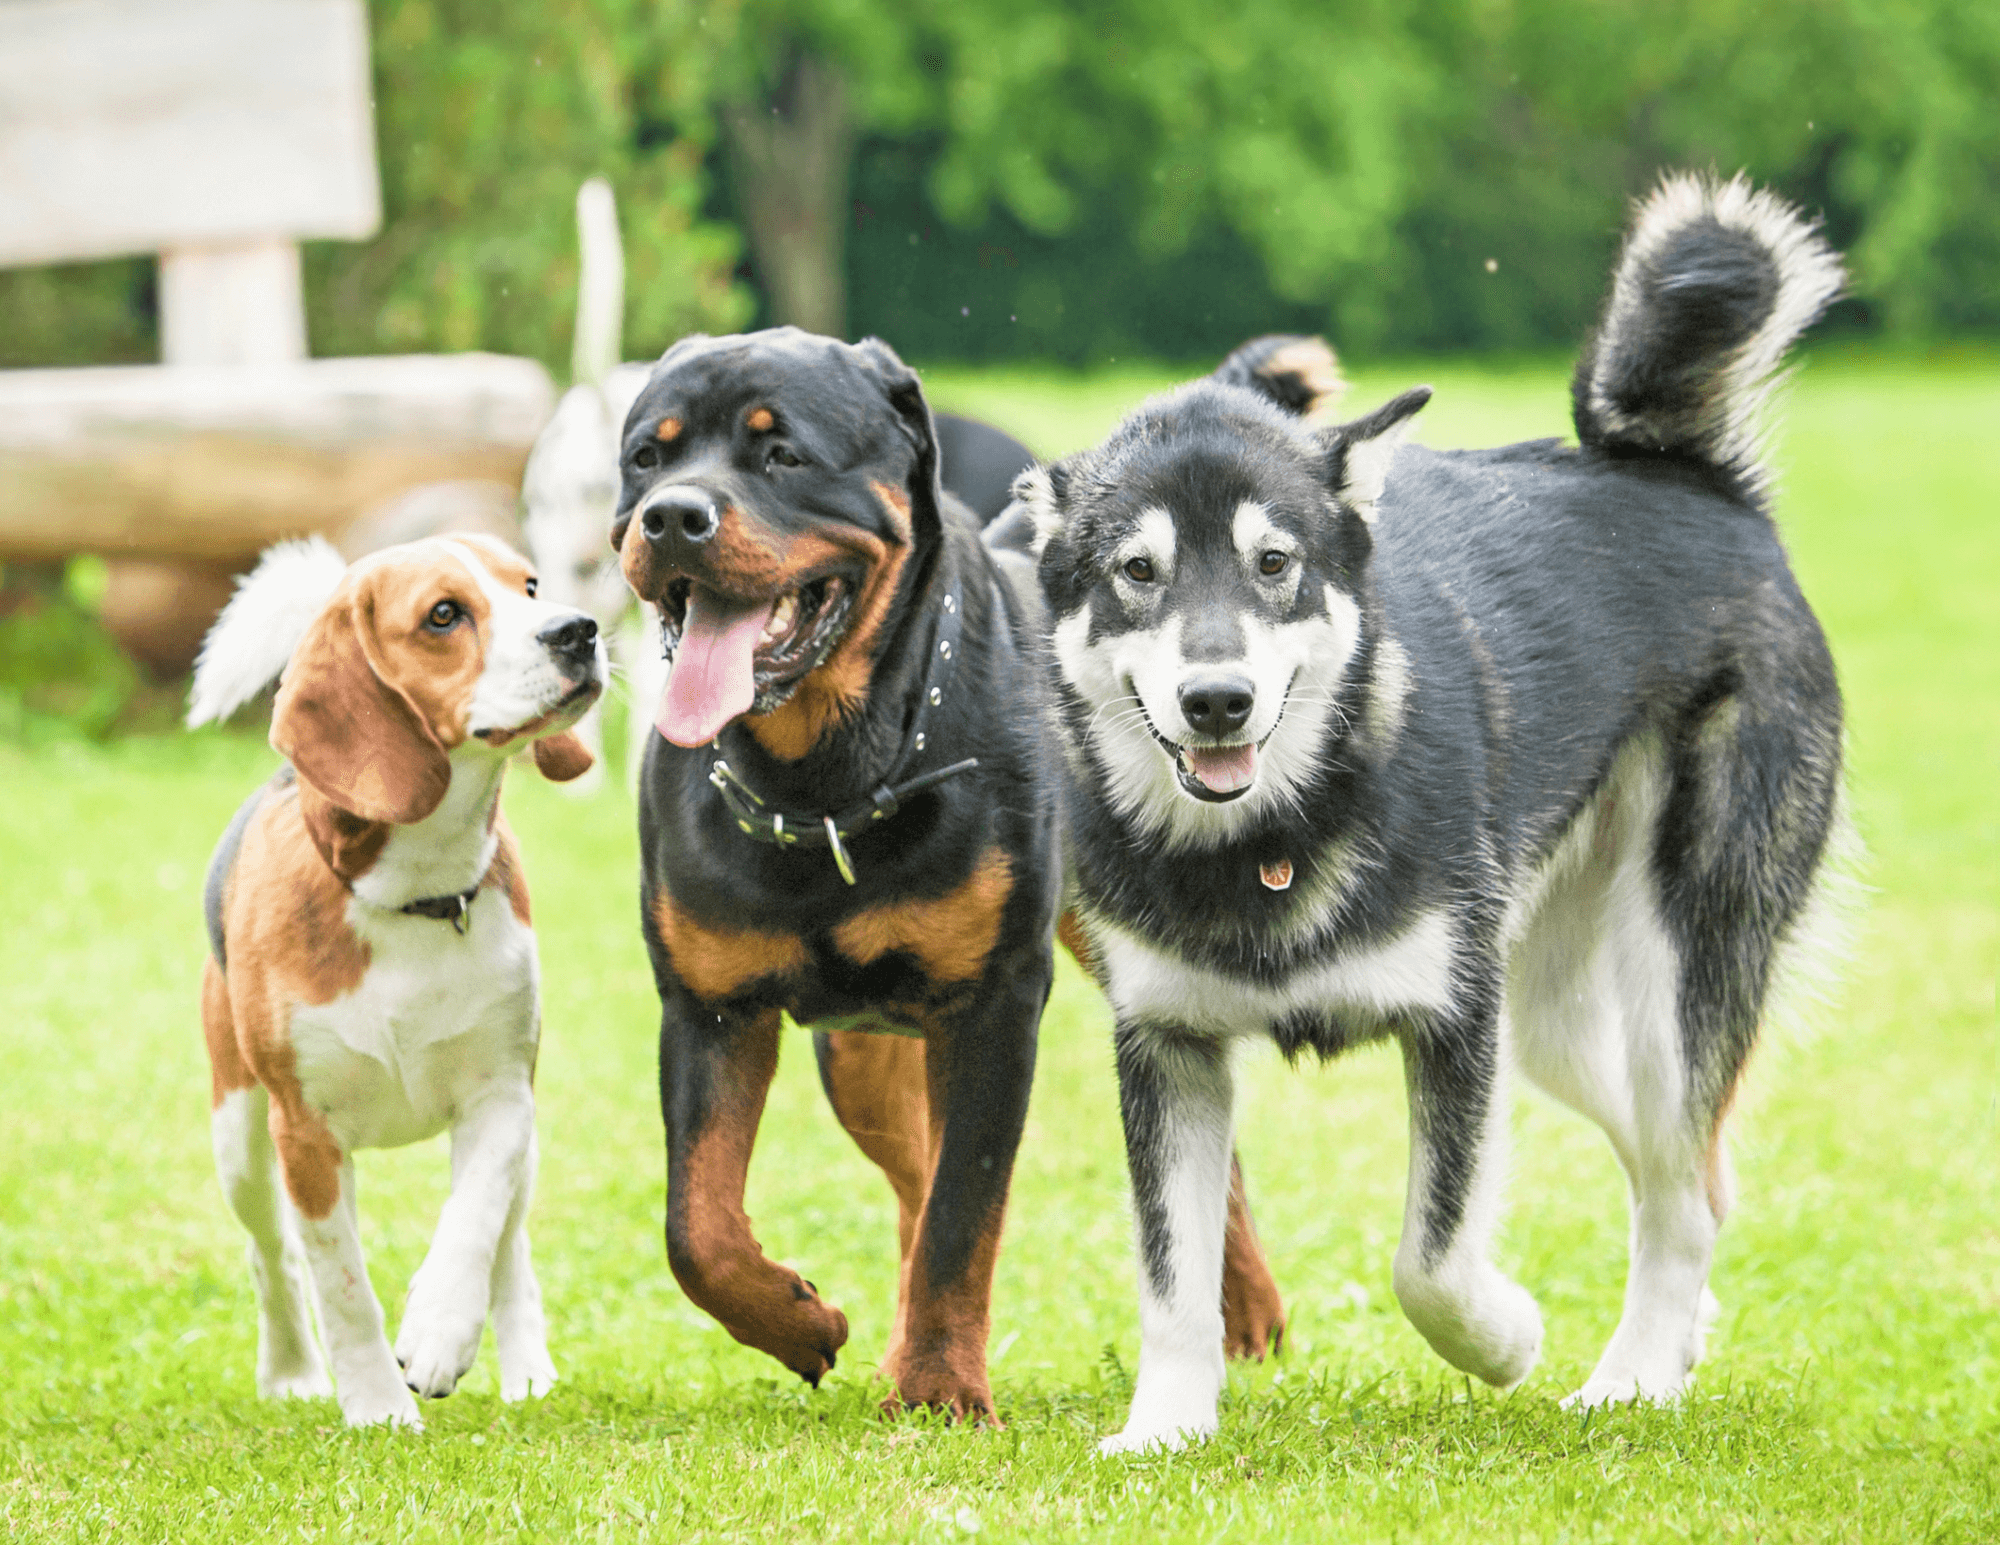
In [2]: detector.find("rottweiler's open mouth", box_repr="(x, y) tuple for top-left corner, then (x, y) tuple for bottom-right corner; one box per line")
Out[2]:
(656, 573), (856, 746)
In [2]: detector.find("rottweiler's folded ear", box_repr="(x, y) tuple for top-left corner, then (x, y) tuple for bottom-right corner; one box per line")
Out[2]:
(854, 336), (944, 541)
(1213, 335), (1347, 424)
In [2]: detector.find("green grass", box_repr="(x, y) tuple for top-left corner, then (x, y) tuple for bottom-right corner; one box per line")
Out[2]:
(3, 354), (1997, 1541)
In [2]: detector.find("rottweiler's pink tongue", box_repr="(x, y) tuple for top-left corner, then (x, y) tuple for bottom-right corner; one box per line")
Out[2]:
(658, 589), (775, 747)
(1182, 744), (1258, 793)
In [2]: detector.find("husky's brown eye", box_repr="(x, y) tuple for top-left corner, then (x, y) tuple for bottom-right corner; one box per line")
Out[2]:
(1124, 557), (1155, 583)
(425, 600), (462, 631)
(1259, 550), (1288, 576)
(525, 576), (539, 598)
(633, 445), (659, 470)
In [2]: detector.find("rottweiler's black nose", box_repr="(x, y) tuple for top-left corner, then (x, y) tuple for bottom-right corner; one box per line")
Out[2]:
(538, 613), (599, 667)
(1178, 673), (1255, 737)
(640, 487), (721, 547)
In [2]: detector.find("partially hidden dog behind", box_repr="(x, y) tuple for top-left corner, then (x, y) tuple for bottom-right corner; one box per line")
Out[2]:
(187, 533), (606, 1427)
(1015, 172), (1851, 1451)
(609, 327), (1332, 1418)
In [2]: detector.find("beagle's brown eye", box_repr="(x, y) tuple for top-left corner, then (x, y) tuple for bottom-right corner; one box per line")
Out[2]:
(425, 600), (462, 632)
(1123, 556), (1155, 583)
(633, 445), (659, 470)
(1259, 550), (1288, 576)
(765, 443), (803, 470)
(524, 576), (539, 598)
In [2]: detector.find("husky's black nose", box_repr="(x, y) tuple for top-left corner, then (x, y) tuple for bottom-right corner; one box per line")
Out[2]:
(1178, 673), (1255, 737)
(640, 486), (721, 547)
(539, 613), (600, 668)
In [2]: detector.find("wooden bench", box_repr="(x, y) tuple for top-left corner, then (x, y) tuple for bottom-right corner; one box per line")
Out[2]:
(0, 0), (555, 669)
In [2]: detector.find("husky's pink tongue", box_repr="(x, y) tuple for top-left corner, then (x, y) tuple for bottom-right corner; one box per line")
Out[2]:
(1181, 743), (1259, 794)
(657, 588), (776, 747)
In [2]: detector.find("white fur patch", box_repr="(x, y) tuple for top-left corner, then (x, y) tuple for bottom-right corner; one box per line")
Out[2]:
(1014, 465), (1063, 554)
(1087, 905), (1458, 1034)
(1054, 586), (1366, 852)
(1340, 422), (1417, 523)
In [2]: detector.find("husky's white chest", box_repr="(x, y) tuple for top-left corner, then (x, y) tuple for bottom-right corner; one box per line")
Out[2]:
(289, 897), (540, 1152)
(1085, 906), (1458, 1038)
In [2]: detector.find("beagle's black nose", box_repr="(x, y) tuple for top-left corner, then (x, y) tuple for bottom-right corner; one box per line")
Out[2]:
(538, 614), (599, 667)
(1178, 672), (1255, 737)
(640, 486), (721, 548)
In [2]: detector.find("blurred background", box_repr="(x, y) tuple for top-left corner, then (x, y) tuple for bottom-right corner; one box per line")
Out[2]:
(7, 0), (1998, 373)
(2, 0), (1996, 731)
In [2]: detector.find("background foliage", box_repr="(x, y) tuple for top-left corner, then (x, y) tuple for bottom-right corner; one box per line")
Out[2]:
(2, 0), (1996, 370)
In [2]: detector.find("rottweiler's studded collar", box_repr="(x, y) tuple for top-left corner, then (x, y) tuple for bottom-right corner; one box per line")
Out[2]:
(708, 586), (980, 885)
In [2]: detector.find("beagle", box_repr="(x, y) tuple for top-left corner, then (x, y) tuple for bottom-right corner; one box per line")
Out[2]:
(186, 533), (606, 1428)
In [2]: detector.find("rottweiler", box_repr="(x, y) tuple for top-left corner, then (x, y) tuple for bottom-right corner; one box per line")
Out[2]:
(611, 326), (1292, 1418)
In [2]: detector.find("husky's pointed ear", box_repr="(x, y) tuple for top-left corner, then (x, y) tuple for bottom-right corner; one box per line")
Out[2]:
(1322, 386), (1431, 523)
(854, 336), (943, 541)
(1213, 334), (1348, 423)
(1010, 461), (1071, 555)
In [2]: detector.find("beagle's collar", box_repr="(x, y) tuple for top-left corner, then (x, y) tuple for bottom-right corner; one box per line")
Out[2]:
(397, 885), (482, 934)
(708, 585), (980, 886)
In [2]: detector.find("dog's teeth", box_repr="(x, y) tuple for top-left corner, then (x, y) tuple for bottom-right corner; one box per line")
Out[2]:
(762, 592), (798, 642)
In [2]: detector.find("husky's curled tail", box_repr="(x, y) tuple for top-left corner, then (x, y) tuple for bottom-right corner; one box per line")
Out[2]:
(1572, 172), (1843, 506)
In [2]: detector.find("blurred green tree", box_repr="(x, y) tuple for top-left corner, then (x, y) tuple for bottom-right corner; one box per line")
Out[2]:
(4, 0), (1994, 369)
(716, 0), (2000, 356)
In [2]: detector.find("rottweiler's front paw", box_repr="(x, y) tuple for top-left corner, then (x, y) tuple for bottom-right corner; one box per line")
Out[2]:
(757, 1276), (849, 1386)
(881, 1353), (998, 1425)
(1222, 1281), (1286, 1362)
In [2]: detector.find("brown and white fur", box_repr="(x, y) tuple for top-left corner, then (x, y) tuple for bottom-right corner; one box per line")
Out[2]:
(187, 533), (606, 1428)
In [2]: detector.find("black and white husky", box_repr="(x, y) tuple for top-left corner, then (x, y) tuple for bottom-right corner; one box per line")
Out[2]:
(1015, 174), (1849, 1453)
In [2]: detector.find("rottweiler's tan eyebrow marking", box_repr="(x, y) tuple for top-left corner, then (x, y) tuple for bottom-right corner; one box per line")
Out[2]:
(745, 407), (775, 433)
(656, 416), (683, 442)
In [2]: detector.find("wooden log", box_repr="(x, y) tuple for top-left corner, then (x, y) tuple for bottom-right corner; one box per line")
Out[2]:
(0, 355), (555, 564)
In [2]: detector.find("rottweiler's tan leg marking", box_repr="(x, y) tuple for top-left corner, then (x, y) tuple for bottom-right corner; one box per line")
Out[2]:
(1058, 908), (1286, 1360)
(877, 1027), (1010, 1422)
(1222, 1154), (1286, 1359)
(652, 893), (808, 1000)
(664, 1008), (850, 1382)
(816, 1028), (942, 1373)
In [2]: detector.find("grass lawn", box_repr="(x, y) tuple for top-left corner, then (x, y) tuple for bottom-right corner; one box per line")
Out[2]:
(3, 352), (1996, 1542)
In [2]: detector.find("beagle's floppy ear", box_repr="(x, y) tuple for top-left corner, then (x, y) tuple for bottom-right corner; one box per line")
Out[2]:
(531, 731), (595, 782)
(271, 588), (451, 825)
(854, 336), (944, 541)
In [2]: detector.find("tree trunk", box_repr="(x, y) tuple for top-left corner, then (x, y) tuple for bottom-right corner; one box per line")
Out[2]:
(721, 52), (853, 340)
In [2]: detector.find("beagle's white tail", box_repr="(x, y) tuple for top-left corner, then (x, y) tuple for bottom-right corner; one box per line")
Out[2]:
(186, 537), (348, 727)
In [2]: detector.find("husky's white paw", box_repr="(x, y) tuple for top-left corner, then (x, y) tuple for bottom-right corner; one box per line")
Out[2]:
(340, 1373), (425, 1429)
(1100, 1352), (1222, 1456)
(1560, 1360), (1694, 1410)
(260, 1362), (334, 1401)
(1098, 1416), (1213, 1457)
(499, 1343), (559, 1402)
(1396, 1266), (1544, 1389)
(396, 1307), (484, 1399)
